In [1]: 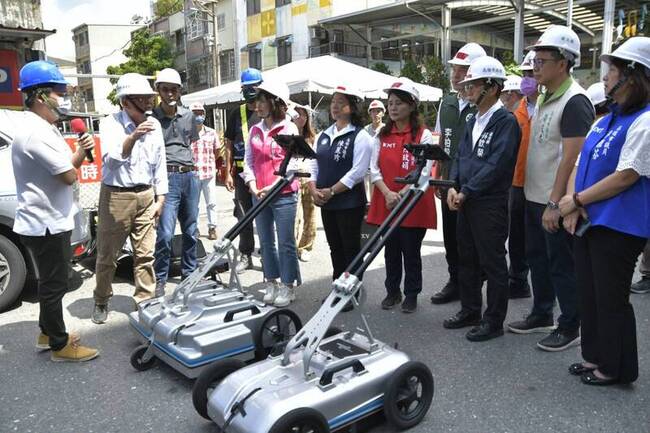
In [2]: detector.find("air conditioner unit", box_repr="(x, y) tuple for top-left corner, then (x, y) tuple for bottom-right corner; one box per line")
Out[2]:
(310, 27), (327, 41)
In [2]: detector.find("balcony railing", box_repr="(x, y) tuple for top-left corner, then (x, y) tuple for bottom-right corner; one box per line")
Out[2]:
(309, 42), (380, 59)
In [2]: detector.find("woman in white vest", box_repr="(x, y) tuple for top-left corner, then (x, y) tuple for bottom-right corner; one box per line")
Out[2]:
(559, 37), (650, 385)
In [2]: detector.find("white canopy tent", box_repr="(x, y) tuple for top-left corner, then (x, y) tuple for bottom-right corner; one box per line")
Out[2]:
(181, 55), (443, 107)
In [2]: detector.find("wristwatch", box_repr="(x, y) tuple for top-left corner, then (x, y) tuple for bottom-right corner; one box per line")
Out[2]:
(546, 200), (559, 210)
(329, 187), (335, 197)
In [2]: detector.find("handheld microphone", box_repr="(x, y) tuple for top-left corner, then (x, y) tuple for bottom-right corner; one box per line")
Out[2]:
(70, 118), (93, 163)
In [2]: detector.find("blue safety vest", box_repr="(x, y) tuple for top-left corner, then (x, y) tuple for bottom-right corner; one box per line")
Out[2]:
(575, 104), (650, 238)
(315, 127), (366, 210)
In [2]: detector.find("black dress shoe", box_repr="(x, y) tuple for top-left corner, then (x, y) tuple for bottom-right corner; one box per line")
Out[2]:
(466, 322), (504, 342)
(443, 310), (481, 329)
(430, 280), (459, 304)
(581, 371), (619, 386)
(381, 293), (402, 310)
(569, 363), (596, 376)
(401, 296), (417, 313)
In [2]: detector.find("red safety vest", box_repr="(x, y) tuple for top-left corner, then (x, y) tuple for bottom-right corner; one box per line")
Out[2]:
(367, 125), (437, 229)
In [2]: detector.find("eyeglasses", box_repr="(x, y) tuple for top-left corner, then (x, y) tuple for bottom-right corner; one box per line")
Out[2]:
(129, 95), (155, 104)
(532, 58), (559, 68)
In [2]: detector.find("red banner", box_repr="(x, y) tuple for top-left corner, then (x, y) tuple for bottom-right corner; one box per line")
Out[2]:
(0, 50), (23, 108)
(64, 136), (103, 184)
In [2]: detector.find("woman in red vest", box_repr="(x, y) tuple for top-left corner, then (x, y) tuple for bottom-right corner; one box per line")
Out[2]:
(367, 77), (437, 313)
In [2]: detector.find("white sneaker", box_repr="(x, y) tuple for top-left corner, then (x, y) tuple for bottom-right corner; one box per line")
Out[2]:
(263, 281), (280, 304)
(273, 284), (295, 307)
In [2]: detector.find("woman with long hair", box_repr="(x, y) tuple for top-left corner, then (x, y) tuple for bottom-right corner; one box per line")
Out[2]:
(367, 77), (437, 313)
(291, 104), (318, 262)
(559, 37), (650, 385)
(308, 85), (373, 286)
(242, 81), (300, 307)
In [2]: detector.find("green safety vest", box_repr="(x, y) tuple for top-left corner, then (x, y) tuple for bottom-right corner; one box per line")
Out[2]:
(437, 93), (477, 180)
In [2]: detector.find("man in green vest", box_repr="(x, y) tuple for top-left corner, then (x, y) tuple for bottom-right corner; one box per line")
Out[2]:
(430, 42), (487, 305)
(507, 25), (595, 352)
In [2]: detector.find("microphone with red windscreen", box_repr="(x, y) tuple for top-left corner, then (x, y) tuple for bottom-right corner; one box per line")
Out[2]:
(70, 118), (93, 163)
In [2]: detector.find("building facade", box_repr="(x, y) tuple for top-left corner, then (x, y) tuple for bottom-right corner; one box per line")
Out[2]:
(72, 23), (142, 114)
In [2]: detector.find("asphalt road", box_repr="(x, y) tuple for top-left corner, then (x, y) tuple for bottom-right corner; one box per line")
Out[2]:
(1, 185), (648, 433)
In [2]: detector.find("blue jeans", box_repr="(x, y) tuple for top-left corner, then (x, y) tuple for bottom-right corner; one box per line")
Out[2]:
(253, 193), (300, 285)
(154, 172), (200, 282)
(525, 200), (579, 331)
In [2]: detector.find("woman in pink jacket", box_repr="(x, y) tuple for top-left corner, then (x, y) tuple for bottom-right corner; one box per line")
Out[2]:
(242, 81), (300, 307)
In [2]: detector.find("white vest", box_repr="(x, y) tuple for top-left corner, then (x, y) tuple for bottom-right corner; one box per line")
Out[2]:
(525, 80), (589, 204)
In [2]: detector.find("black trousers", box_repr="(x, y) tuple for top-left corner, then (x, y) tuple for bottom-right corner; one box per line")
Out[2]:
(457, 197), (509, 326)
(441, 189), (459, 284)
(20, 230), (72, 351)
(574, 226), (646, 383)
(384, 226), (427, 298)
(321, 206), (365, 280)
(233, 171), (255, 256)
(508, 186), (529, 287)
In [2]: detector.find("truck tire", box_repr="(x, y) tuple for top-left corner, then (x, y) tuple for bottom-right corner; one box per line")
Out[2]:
(0, 234), (27, 312)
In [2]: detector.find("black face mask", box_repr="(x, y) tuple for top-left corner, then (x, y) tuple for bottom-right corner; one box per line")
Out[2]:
(127, 97), (152, 117)
(242, 85), (258, 102)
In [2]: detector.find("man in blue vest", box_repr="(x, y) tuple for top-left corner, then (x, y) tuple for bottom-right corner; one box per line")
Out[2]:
(431, 42), (487, 305)
(224, 68), (262, 273)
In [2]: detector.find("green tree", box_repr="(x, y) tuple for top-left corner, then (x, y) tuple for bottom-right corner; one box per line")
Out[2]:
(400, 59), (424, 83)
(106, 29), (174, 105)
(498, 50), (521, 76)
(154, 0), (183, 18)
(371, 62), (393, 76)
(422, 56), (449, 94)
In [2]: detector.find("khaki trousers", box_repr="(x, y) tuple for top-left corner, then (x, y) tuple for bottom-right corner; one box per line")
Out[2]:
(295, 180), (317, 253)
(94, 184), (156, 305)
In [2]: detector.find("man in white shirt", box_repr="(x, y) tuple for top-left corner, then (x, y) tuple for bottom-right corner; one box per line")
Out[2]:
(91, 73), (168, 324)
(444, 57), (521, 342)
(12, 61), (98, 362)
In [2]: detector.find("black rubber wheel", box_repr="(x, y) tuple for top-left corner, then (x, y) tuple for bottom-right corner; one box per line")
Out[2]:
(383, 361), (434, 430)
(254, 308), (302, 360)
(0, 234), (26, 312)
(324, 326), (343, 339)
(192, 358), (245, 420)
(129, 344), (156, 371)
(268, 407), (330, 433)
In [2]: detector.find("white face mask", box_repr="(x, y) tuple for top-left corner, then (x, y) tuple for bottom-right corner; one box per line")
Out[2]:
(56, 96), (72, 114)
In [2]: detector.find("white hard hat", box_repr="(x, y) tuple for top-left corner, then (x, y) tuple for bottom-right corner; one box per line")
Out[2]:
(367, 99), (385, 112)
(333, 84), (364, 100)
(519, 51), (536, 71)
(154, 68), (182, 87)
(601, 36), (650, 74)
(257, 80), (291, 107)
(448, 43), (487, 66)
(527, 25), (581, 66)
(459, 56), (507, 85)
(384, 77), (420, 102)
(586, 82), (607, 106)
(189, 102), (205, 112)
(115, 73), (156, 98)
(503, 75), (523, 92)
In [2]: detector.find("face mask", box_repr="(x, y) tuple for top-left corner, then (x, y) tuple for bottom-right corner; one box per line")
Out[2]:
(242, 86), (258, 102)
(195, 115), (205, 124)
(520, 77), (538, 97)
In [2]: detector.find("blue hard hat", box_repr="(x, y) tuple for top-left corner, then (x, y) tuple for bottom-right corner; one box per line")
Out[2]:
(240, 68), (262, 86)
(18, 60), (69, 92)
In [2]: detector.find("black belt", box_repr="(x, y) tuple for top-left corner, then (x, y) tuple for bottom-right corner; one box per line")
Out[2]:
(104, 184), (152, 193)
(167, 165), (196, 173)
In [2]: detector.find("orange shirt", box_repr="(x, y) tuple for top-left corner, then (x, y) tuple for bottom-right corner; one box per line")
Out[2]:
(512, 96), (532, 187)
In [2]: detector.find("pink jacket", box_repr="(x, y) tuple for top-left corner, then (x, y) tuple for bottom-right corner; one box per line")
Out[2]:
(242, 118), (299, 194)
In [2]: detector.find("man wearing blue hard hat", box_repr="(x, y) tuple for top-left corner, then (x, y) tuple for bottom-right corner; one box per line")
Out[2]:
(12, 60), (98, 362)
(223, 68), (262, 273)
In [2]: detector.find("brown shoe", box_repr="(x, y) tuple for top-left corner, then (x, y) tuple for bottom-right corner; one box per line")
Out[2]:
(51, 335), (99, 362)
(208, 227), (218, 240)
(36, 333), (50, 350)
